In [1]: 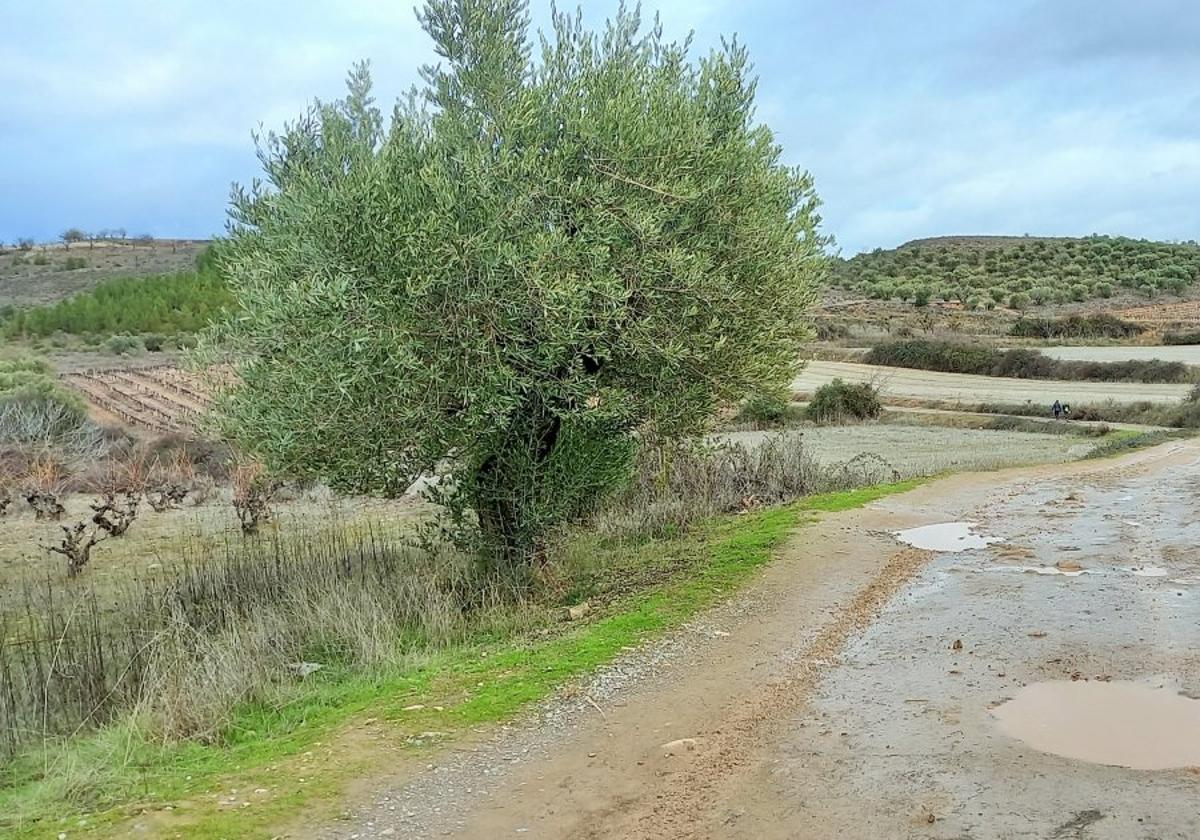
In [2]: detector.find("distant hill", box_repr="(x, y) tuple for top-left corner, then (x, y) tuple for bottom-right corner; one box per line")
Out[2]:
(831, 235), (1200, 310)
(0, 239), (208, 310)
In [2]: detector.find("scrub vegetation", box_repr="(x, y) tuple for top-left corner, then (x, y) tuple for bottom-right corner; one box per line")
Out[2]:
(2, 246), (229, 341)
(865, 340), (1195, 384)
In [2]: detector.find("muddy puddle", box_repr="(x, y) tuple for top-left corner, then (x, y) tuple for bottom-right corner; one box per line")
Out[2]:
(989, 565), (1095, 577)
(893, 522), (1001, 552)
(992, 680), (1200, 770)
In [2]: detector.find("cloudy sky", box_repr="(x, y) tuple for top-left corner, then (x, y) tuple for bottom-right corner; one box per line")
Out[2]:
(1, 0), (1197, 254)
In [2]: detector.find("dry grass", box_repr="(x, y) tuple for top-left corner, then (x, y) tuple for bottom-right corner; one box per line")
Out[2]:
(0, 434), (901, 758)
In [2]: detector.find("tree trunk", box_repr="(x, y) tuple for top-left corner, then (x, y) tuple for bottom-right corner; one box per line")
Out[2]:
(470, 409), (561, 579)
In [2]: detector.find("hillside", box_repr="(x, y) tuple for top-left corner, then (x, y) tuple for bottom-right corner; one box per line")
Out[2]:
(830, 235), (1200, 310)
(0, 239), (207, 309)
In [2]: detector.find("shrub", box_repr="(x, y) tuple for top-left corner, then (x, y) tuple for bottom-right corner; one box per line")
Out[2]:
(63, 256), (87, 271)
(1163, 330), (1200, 345)
(1009, 313), (1143, 340)
(0, 358), (95, 449)
(141, 333), (165, 352)
(865, 339), (1190, 383)
(596, 434), (898, 540)
(735, 391), (799, 427)
(806, 379), (882, 424)
(813, 319), (850, 341)
(104, 334), (144, 355)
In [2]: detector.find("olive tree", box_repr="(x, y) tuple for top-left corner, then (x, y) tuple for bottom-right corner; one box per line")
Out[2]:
(210, 0), (826, 571)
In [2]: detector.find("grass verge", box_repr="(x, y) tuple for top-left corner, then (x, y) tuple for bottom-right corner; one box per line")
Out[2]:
(0, 480), (922, 838)
(1083, 429), (1192, 459)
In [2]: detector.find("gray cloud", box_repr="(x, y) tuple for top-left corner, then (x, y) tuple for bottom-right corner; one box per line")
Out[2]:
(1, 0), (1196, 252)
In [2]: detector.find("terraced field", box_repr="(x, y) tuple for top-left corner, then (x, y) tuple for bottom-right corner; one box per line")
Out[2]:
(63, 365), (215, 433)
(1116, 300), (1200, 327)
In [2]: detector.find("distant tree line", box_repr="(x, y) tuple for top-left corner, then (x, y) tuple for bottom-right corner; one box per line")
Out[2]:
(1, 230), (157, 252)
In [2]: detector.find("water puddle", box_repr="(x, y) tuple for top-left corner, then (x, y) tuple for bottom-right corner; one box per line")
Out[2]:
(990, 565), (1097, 577)
(893, 522), (1001, 553)
(992, 680), (1200, 770)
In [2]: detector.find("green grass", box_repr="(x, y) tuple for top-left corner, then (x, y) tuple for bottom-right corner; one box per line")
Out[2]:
(1084, 429), (1191, 459)
(0, 480), (921, 839)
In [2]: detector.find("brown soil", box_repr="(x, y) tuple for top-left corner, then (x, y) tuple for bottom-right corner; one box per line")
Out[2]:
(63, 364), (213, 433)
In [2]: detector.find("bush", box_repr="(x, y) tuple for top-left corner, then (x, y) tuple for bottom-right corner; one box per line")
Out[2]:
(105, 334), (144, 355)
(1163, 330), (1200, 345)
(63, 257), (87, 271)
(0, 358), (96, 449)
(596, 434), (898, 540)
(813, 319), (850, 341)
(1010, 313), (1143, 340)
(866, 339), (1191, 383)
(806, 379), (882, 424)
(141, 333), (165, 352)
(735, 392), (799, 427)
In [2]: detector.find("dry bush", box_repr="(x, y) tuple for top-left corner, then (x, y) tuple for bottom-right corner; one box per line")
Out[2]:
(22, 453), (66, 520)
(0, 461), (13, 518)
(146, 448), (194, 512)
(594, 434), (897, 540)
(89, 492), (140, 537)
(231, 459), (280, 535)
(43, 520), (109, 577)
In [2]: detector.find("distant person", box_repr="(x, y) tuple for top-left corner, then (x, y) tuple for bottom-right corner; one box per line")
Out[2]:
(1053, 399), (1062, 420)
(1062, 403), (1071, 419)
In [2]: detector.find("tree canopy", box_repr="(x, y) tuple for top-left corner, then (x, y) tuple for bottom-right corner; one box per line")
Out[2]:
(210, 0), (826, 568)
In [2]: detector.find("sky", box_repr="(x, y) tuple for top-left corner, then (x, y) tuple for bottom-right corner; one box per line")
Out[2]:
(1, 0), (1197, 255)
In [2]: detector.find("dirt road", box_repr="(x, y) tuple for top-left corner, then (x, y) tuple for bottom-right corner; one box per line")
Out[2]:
(312, 441), (1200, 839)
(792, 360), (1193, 405)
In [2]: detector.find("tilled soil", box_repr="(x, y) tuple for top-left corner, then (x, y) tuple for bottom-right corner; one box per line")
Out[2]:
(792, 360), (1193, 405)
(305, 440), (1200, 840)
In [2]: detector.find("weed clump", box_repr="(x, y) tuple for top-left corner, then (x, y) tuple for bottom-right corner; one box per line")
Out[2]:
(806, 379), (882, 424)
